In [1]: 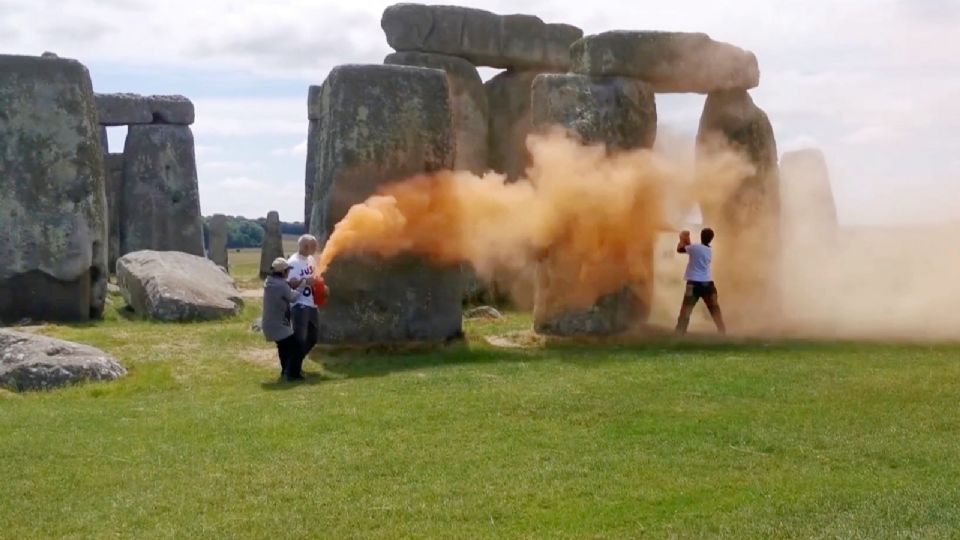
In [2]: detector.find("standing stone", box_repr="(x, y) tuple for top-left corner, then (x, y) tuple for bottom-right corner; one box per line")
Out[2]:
(696, 89), (780, 329)
(104, 153), (125, 273)
(486, 70), (544, 181)
(308, 64), (461, 346)
(530, 74), (658, 335)
(570, 31), (760, 94)
(209, 214), (228, 269)
(780, 148), (837, 244)
(99, 126), (109, 154)
(385, 52), (488, 173)
(120, 124), (204, 257)
(259, 211), (284, 278)
(304, 119), (319, 231)
(0, 54), (108, 323)
(381, 4), (582, 70)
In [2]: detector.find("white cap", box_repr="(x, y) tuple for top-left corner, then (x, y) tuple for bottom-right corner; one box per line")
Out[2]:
(270, 257), (290, 272)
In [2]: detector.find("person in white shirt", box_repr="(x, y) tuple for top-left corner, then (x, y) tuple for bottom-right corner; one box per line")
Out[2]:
(675, 227), (726, 335)
(287, 234), (320, 359)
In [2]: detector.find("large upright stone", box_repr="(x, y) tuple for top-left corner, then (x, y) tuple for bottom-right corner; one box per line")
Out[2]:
(209, 214), (228, 269)
(570, 31), (759, 94)
(530, 74), (658, 336)
(304, 119), (319, 231)
(0, 54), (108, 323)
(104, 153), (124, 273)
(308, 64), (461, 346)
(780, 148), (837, 243)
(259, 211), (284, 278)
(381, 4), (582, 70)
(95, 93), (195, 126)
(486, 70), (543, 181)
(697, 89), (780, 329)
(385, 52), (488, 173)
(120, 125), (204, 257)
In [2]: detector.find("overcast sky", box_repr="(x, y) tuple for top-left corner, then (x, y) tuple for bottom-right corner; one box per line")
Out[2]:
(3, 0), (959, 225)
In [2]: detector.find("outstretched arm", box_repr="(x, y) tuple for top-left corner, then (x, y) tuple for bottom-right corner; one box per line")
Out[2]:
(676, 230), (691, 253)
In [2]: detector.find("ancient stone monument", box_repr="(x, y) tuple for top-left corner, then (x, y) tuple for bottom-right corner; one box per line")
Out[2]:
(380, 4), (583, 182)
(104, 153), (125, 272)
(209, 214), (229, 269)
(530, 74), (658, 335)
(259, 211), (284, 278)
(306, 64), (462, 346)
(0, 54), (108, 323)
(94, 93), (204, 261)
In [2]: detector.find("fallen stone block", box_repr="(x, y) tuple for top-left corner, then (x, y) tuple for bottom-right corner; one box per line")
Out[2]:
(116, 250), (243, 321)
(0, 329), (126, 392)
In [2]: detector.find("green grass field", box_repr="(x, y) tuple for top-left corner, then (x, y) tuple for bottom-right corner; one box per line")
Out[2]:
(3, 287), (960, 538)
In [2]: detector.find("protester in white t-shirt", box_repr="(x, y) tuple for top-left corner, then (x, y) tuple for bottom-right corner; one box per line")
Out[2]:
(675, 228), (726, 335)
(287, 234), (320, 359)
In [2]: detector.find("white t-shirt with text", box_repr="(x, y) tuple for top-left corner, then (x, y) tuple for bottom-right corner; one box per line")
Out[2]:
(683, 243), (712, 282)
(286, 252), (317, 308)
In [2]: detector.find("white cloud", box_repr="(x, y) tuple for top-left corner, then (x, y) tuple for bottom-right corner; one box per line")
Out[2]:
(840, 126), (899, 146)
(270, 140), (308, 157)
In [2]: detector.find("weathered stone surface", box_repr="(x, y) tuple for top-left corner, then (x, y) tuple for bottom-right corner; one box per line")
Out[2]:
(304, 119), (319, 230)
(208, 214), (228, 269)
(530, 74), (659, 335)
(385, 51), (488, 173)
(99, 125), (109, 154)
(95, 93), (195, 125)
(308, 64), (461, 345)
(570, 31), (760, 94)
(116, 250), (243, 321)
(697, 90), (780, 329)
(316, 254), (463, 345)
(104, 153), (124, 273)
(486, 70), (543, 181)
(381, 3), (582, 70)
(0, 54), (108, 323)
(120, 124), (204, 257)
(531, 73), (657, 150)
(259, 211), (284, 278)
(0, 329), (126, 392)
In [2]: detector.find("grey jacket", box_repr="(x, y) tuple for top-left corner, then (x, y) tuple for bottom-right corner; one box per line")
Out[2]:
(261, 275), (303, 342)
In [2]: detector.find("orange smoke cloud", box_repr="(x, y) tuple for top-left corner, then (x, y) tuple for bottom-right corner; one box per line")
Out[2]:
(317, 130), (754, 315)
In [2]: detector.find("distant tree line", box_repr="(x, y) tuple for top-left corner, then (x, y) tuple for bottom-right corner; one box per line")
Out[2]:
(202, 216), (305, 249)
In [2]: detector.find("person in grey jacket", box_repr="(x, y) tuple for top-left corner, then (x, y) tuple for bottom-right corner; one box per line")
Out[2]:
(262, 257), (312, 381)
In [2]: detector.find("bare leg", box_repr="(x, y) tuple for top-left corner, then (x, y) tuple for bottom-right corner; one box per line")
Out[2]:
(675, 285), (698, 335)
(704, 292), (726, 334)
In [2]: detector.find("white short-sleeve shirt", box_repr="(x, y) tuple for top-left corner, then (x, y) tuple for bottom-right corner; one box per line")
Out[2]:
(286, 252), (317, 308)
(683, 243), (712, 282)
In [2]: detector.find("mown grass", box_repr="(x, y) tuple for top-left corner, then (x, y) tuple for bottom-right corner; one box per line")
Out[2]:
(2, 294), (960, 538)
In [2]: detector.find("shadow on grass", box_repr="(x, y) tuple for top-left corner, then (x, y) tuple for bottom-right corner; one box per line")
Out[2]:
(306, 332), (897, 381)
(259, 371), (339, 391)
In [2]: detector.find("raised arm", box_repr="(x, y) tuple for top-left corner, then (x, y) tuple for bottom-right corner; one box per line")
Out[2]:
(676, 230), (691, 254)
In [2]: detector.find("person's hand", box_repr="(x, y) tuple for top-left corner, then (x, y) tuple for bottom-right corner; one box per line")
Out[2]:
(304, 276), (315, 287)
(679, 230), (691, 243)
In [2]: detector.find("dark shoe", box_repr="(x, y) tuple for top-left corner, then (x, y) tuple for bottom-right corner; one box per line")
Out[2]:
(286, 373), (305, 382)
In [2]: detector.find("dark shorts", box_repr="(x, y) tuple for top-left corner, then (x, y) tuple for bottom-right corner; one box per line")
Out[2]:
(683, 281), (718, 304)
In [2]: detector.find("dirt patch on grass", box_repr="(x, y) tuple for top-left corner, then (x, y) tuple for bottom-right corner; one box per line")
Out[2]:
(485, 331), (546, 349)
(240, 347), (276, 367)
